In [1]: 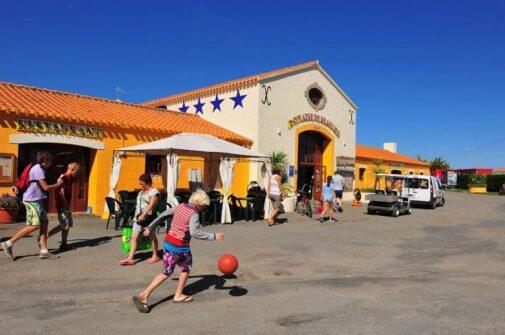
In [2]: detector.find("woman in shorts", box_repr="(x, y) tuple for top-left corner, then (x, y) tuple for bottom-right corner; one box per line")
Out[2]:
(266, 168), (283, 226)
(120, 173), (160, 265)
(320, 176), (336, 223)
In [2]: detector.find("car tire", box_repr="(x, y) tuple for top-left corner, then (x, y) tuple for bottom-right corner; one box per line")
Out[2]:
(367, 208), (375, 215)
(430, 199), (437, 209)
(392, 207), (400, 217)
(407, 207), (412, 215)
(439, 197), (445, 207)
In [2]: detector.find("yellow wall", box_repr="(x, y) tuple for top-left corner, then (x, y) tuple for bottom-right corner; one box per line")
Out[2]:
(0, 117), (250, 217)
(354, 158), (431, 190)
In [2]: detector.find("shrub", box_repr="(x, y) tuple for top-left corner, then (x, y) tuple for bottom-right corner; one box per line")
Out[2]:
(457, 174), (472, 189)
(0, 194), (20, 214)
(487, 174), (505, 192)
(468, 174), (487, 187)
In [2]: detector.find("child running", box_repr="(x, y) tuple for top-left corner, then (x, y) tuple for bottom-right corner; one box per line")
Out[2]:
(132, 189), (224, 313)
(2, 151), (63, 260)
(47, 162), (80, 251)
(320, 175), (336, 223)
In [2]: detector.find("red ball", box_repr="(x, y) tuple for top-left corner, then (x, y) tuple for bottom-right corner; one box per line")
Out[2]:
(218, 254), (238, 275)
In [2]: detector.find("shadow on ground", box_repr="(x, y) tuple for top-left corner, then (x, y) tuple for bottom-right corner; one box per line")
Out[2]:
(149, 274), (248, 310)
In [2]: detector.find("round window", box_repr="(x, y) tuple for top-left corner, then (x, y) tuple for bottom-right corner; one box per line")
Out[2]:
(305, 84), (326, 110)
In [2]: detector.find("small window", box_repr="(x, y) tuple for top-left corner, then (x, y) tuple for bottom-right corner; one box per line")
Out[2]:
(305, 84), (327, 110)
(309, 88), (323, 106)
(359, 167), (365, 181)
(145, 155), (163, 175)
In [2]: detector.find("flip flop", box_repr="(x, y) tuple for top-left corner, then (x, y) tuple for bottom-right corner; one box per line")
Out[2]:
(173, 296), (193, 303)
(148, 257), (161, 264)
(120, 259), (135, 266)
(132, 296), (149, 313)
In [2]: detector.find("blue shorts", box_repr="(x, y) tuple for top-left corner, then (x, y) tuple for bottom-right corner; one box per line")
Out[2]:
(334, 190), (343, 198)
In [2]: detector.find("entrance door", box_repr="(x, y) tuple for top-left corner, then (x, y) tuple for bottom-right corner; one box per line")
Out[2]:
(18, 144), (90, 213)
(297, 131), (328, 200)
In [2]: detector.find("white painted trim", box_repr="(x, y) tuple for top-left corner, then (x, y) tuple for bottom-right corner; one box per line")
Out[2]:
(9, 133), (105, 150)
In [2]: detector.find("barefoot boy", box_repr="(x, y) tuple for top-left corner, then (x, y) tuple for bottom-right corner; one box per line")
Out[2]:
(132, 189), (224, 313)
(48, 162), (80, 251)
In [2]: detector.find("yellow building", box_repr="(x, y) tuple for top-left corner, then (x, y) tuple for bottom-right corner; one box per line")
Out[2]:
(0, 82), (252, 216)
(354, 143), (431, 190)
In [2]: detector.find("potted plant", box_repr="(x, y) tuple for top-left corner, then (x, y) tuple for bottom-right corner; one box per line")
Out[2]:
(468, 174), (487, 194)
(281, 182), (297, 213)
(0, 194), (20, 223)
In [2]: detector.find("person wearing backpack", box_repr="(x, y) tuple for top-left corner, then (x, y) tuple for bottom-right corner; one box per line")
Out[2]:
(2, 151), (63, 260)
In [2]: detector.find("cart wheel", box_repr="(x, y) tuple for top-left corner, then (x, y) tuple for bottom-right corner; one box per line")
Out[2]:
(392, 207), (400, 217)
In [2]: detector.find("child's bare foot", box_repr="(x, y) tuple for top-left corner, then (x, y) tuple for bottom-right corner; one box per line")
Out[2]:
(173, 295), (193, 303)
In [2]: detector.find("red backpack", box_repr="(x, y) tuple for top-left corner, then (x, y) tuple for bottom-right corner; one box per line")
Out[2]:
(15, 163), (35, 193)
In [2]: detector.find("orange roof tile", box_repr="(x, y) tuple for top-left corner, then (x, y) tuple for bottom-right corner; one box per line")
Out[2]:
(0, 81), (252, 146)
(356, 144), (430, 167)
(141, 61), (319, 108)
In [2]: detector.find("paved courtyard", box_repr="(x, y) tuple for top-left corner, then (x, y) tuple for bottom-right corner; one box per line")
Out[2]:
(1, 191), (505, 334)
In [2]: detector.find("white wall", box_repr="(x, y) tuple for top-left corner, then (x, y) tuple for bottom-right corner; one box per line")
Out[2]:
(166, 85), (260, 150)
(258, 68), (356, 170)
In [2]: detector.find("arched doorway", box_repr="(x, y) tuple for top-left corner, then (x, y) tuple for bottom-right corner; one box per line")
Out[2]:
(297, 130), (331, 200)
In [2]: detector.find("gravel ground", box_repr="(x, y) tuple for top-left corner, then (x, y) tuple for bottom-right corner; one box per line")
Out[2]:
(1, 191), (504, 335)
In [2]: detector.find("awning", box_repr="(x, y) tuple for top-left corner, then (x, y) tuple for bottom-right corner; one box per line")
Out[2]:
(116, 133), (267, 158)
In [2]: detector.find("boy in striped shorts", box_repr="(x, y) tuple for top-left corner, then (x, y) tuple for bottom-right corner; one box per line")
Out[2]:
(132, 189), (224, 313)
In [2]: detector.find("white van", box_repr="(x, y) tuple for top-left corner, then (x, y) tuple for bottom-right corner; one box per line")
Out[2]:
(402, 175), (445, 209)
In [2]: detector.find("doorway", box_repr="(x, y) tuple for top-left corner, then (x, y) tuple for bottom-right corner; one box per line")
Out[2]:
(297, 131), (329, 200)
(18, 144), (91, 213)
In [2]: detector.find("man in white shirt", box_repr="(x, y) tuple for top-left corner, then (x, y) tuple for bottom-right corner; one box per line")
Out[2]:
(332, 171), (345, 212)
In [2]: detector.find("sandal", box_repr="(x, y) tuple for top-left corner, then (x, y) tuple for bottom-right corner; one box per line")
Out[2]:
(132, 296), (149, 313)
(119, 259), (135, 266)
(173, 295), (193, 303)
(148, 257), (161, 264)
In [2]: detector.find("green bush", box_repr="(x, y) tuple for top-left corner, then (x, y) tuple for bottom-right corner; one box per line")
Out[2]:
(468, 174), (487, 187)
(487, 174), (505, 192)
(457, 174), (472, 189)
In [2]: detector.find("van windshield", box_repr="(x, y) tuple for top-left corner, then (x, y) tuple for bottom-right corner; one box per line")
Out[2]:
(404, 178), (429, 189)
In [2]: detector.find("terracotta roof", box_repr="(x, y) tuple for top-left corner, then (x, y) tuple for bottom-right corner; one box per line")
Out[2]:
(356, 144), (430, 166)
(0, 81), (252, 146)
(141, 61), (319, 108)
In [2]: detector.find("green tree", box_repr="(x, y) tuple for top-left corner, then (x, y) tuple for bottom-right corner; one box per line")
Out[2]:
(372, 159), (385, 189)
(268, 151), (293, 195)
(430, 156), (450, 171)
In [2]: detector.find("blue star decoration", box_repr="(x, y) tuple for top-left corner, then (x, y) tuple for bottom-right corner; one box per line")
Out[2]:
(194, 98), (205, 114)
(210, 94), (225, 112)
(178, 101), (189, 113)
(230, 90), (247, 109)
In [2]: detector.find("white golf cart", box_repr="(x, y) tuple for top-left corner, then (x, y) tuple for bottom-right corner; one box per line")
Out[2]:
(367, 174), (412, 217)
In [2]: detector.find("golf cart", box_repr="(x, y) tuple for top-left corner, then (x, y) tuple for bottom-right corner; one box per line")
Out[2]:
(367, 174), (412, 217)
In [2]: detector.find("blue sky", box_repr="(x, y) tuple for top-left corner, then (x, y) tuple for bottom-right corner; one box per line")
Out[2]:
(1, 0), (504, 168)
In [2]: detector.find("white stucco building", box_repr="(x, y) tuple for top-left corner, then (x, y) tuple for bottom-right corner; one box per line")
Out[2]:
(142, 61), (357, 199)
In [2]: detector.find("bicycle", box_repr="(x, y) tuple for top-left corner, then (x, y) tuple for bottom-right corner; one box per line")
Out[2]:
(295, 183), (313, 218)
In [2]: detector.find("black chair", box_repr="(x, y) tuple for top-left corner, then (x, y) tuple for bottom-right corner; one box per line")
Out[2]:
(156, 201), (172, 234)
(228, 195), (246, 222)
(105, 197), (124, 230)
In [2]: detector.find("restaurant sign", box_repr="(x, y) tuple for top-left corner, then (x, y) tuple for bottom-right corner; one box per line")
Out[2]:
(15, 118), (104, 139)
(287, 113), (340, 138)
